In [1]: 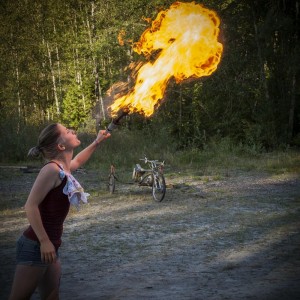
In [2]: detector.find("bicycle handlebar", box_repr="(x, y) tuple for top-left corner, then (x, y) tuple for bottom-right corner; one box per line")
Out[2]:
(139, 157), (164, 166)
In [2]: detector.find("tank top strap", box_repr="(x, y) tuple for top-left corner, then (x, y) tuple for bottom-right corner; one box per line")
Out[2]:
(45, 161), (66, 180)
(45, 160), (64, 170)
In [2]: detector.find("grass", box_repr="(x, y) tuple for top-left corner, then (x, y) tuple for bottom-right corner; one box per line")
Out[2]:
(0, 127), (299, 214)
(75, 129), (300, 178)
(0, 122), (299, 174)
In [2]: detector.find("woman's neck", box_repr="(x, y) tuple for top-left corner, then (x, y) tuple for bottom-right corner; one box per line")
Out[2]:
(52, 152), (73, 173)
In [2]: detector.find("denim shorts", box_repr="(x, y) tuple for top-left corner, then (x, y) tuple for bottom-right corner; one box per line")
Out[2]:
(16, 235), (59, 267)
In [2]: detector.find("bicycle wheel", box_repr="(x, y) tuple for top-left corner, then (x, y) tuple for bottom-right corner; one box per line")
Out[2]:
(152, 173), (166, 202)
(108, 174), (115, 193)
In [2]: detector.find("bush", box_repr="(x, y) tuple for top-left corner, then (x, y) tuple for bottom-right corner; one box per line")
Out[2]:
(0, 120), (299, 177)
(0, 118), (43, 163)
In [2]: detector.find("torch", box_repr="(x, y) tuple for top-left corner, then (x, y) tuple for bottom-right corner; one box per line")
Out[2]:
(105, 109), (129, 133)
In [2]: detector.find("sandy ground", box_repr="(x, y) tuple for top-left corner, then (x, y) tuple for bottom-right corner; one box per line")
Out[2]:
(0, 167), (300, 299)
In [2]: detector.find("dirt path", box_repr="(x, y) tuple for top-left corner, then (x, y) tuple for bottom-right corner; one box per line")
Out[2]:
(1, 167), (300, 299)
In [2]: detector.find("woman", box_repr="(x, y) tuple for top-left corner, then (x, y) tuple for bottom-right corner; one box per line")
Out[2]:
(9, 123), (110, 300)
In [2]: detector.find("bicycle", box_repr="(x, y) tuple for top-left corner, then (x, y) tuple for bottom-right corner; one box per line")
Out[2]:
(108, 156), (166, 202)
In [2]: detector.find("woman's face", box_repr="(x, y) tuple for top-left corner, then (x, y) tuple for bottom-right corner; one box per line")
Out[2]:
(57, 124), (81, 149)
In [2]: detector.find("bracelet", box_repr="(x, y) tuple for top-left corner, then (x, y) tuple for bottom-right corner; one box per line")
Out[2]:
(94, 139), (100, 146)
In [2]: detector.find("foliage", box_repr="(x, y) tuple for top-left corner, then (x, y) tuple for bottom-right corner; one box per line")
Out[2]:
(0, 0), (299, 161)
(62, 80), (94, 129)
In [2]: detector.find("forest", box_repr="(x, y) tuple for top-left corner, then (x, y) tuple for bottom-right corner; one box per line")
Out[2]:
(0, 0), (299, 162)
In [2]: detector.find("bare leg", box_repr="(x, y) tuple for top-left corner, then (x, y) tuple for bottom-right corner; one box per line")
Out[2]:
(9, 264), (46, 300)
(38, 259), (61, 300)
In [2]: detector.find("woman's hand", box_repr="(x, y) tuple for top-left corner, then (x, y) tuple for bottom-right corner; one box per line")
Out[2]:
(40, 239), (57, 264)
(95, 130), (111, 145)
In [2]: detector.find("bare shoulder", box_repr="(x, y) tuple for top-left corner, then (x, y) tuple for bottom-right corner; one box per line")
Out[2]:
(36, 162), (62, 188)
(26, 162), (63, 203)
(40, 162), (61, 175)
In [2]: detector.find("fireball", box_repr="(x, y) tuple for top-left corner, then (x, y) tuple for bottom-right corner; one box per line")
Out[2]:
(109, 1), (223, 117)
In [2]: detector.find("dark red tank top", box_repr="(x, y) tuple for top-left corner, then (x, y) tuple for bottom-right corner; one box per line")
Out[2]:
(23, 162), (70, 250)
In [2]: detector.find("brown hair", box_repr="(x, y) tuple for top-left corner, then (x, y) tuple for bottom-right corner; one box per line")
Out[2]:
(27, 123), (61, 159)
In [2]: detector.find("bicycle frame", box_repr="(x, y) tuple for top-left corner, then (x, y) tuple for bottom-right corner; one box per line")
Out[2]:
(108, 156), (166, 202)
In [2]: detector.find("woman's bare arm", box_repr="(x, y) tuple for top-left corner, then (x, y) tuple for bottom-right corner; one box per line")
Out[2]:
(70, 130), (110, 171)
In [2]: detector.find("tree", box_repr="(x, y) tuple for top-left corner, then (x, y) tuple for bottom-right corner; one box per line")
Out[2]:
(0, 0), (299, 150)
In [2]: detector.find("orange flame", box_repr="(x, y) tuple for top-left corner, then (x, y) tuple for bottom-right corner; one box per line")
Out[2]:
(109, 1), (223, 117)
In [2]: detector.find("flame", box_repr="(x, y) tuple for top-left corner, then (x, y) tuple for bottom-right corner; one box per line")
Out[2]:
(109, 1), (223, 117)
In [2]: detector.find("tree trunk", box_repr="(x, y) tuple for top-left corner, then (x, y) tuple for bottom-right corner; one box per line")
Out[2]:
(288, 74), (296, 143)
(287, 1), (299, 143)
(15, 60), (23, 129)
(53, 22), (62, 102)
(86, 1), (106, 125)
(252, 6), (270, 105)
(46, 41), (60, 115)
(11, 32), (23, 129)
